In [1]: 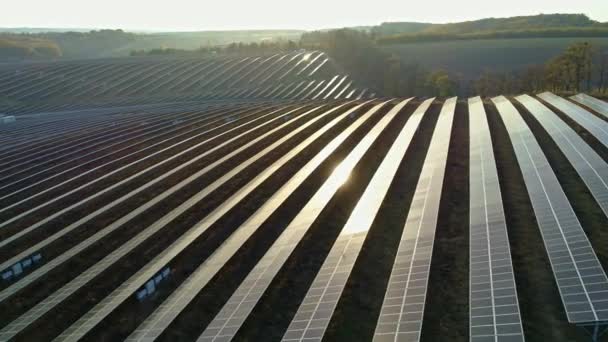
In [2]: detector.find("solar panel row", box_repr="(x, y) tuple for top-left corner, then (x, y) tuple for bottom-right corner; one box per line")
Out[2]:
(539, 92), (608, 149)
(493, 96), (608, 324)
(0, 104), (319, 339)
(125, 102), (375, 341)
(0, 51), (352, 116)
(198, 100), (399, 342)
(468, 97), (524, 342)
(570, 94), (608, 118)
(281, 98), (423, 342)
(3, 93), (608, 341)
(373, 97), (457, 342)
(516, 95), (608, 219)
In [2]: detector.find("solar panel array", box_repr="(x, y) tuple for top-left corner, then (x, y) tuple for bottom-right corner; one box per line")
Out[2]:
(2, 104), (321, 341)
(280, 98), (428, 342)
(516, 94), (608, 219)
(493, 96), (608, 324)
(54, 103), (343, 340)
(123, 102), (373, 342)
(372, 97), (456, 342)
(0, 105), (293, 305)
(538, 92), (608, 149)
(468, 97), (524, 342)
(0, 51), (367, 115)
(197, 100), (402, 341)
(2, 83), (608, 342)
(570, 93), (608, 118)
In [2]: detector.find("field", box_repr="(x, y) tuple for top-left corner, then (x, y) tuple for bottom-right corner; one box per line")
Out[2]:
(382, 37), (608, 79)
(1, 52), (608, 342)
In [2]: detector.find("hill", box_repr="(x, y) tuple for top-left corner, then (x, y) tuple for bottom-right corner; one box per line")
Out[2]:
(370, 22), (434, 36)
(422, 13), (602, 34)
(371, 13), (607, 39)
(0, 29), (304, 60)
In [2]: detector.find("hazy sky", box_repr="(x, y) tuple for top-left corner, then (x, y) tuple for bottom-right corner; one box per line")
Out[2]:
(3, 0), (608, 31)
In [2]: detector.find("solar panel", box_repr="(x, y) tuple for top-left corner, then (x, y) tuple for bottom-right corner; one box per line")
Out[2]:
(277, 53), (310, 81)
(346, 88), (357, 99)
(0, 104), (268, 250)
(265, 84), (284, 98)
(282, 81), (306, 99)
(570, 94), (608, 118)
(312, 75), (338, 100)
(125, 101), (380, 342)
(468, 96), (525, 342)
(0, 104), (326, 340)
(259, 52), (304, 85)
(373, 97), (456, 342)
(274, 83), (295, 99)
(2, 101), (224, 203)
(334, 80), (352, 100)
(309, 58), (329, 77)
(246, 54), (285, 84)
(538, 92), (608, 149)
(323, 75), (348, 100)
(303, 80), (325, 100)
(49, 103), (359, 342)
(516, 94), (608, 219)
(198, 99), (406, 342)
(291, 80), (316, 100)
(492, 96), (608, 324)
(281, 98), (430, 342)
(0, 106), (293, 306)
(297, 52), (324, 76)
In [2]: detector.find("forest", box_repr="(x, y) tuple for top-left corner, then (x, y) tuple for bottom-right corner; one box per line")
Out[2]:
(300, 29), (608, 97)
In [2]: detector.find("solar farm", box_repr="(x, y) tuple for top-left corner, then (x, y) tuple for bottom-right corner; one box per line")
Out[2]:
(2, 51), (608, 342)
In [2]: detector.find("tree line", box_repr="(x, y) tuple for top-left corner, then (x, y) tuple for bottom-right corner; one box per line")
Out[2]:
(131, 39), (301, 57)
(0, 35), (62, 60)
(474, 42), (608, 96)
(376, 27), (608, 45)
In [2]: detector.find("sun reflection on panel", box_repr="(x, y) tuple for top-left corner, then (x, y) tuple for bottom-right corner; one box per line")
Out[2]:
(331, 163), (351, 188)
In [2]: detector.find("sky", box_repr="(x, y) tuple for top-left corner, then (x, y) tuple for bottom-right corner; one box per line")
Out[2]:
(2, 0), (608, 31)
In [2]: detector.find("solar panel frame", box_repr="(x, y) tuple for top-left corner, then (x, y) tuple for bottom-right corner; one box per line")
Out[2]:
(492, 96), (608, 324)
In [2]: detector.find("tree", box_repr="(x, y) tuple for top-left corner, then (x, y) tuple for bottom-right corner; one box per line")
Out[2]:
(520, 65), (546, 93)
(562, 42), (596, 91)
(599, 52), (608, 93)
(425, 70), (457, 97)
